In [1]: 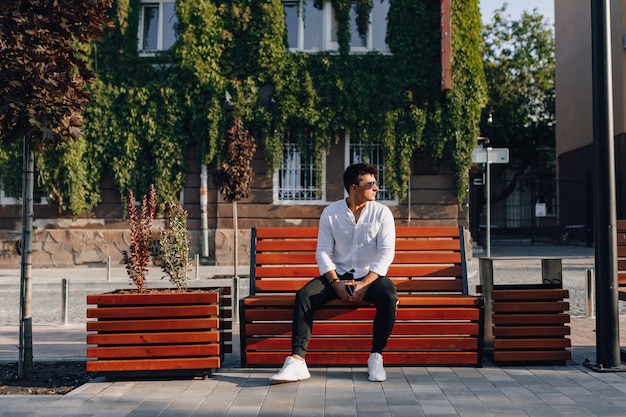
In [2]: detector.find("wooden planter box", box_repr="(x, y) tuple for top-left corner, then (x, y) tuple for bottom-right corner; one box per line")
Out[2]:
(490, 284), (571, 365)
(86, 289), (222, 377)
(478, 258), (571, 365)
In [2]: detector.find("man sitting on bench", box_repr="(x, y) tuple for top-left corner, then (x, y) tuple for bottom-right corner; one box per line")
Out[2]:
(270, 163), (397, 383)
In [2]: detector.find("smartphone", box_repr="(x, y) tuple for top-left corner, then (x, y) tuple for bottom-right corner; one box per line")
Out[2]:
(346, 284), (354, 296)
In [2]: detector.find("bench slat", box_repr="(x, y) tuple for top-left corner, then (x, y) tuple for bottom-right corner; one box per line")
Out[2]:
(393, 252), (462, 264)
(395, 226), (461, 238)
(244, 351), (480, 366)
(87, 318), (219, 332)
(86, 305), (219, 319)
(245, 336), (477, 351)
(492, 301), (569, 313)
(86, 291), (220, 305)
(253, 265), (464, 280)
(243, 307), (480, 322)
(395, 240), (461, 250)
(87, 344), (220, 359)
(87, 331), (220, 345)
(252, 278), (466, 294)
(255, 227), (319, 238)
(492, 313), (570, 325)
(86, 357), (220, 372)
(491, 289), (569, 301)
(243, 294), (482, 307)
(256, 252), (463, 265)
(257, 239), (462, 252)
(493, 326), (571, 337)
(493, 338), (571, 349)
(256, 240), (318, 251)
(245, 322), (481, 337)
(388, 265), (463, 277)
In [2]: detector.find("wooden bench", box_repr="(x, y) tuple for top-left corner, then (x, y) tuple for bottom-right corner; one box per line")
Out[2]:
(240, 226), (485, 367)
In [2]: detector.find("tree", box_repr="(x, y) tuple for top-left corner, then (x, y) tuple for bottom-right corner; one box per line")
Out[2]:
(213, 117), (257, 280)
(481, 5), (556, 204)
(0, 0), (113, 378)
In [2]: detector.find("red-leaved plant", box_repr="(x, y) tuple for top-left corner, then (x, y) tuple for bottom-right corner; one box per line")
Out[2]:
(122, 184), (156, 292)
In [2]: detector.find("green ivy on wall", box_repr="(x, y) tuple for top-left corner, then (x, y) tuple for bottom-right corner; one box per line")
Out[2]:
(0, 0), (486, 214)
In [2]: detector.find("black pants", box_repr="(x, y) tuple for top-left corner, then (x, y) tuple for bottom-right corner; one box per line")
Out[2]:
(291, 275), (397, 358)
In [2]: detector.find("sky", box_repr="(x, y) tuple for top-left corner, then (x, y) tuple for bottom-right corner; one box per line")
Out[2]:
(479, 0), (555, 24)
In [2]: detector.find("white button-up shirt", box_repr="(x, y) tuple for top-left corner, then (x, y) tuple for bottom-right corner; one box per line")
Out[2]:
(316, 199), (395, 279)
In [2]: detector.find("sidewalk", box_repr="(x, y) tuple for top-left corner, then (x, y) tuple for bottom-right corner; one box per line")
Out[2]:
(5, 244), (626, 416)
(1, 317), (626, 416)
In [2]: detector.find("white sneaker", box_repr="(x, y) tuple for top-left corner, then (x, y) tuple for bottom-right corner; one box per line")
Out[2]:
(269, 356), (311, 384)
(368, 352), (386, 382)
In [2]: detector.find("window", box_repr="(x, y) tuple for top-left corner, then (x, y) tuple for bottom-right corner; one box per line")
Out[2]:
(274, 132), (326, 203)
(139, 1), (178, 52)
(347, 135), (395, 202)
(283, 0), (388, 52)
(0, 186), (48, 206)
(370, 0), (390, 51)
(284, 0), (324, 51)
(348, 0), (390, 51)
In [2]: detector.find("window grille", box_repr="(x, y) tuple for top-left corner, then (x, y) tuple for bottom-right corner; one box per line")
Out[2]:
(277, 137), (324, 202)
(350, 141), (394, 201)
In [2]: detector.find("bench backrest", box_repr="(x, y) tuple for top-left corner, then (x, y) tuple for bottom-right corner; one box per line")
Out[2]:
(248, 225), (468, 296)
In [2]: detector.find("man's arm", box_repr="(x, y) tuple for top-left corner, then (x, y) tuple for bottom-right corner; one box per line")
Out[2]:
(315, 210), (336, 277)
(368, 207), (396, 277)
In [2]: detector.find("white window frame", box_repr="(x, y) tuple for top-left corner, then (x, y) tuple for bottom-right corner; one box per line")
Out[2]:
(273, 136), (327, 205)
(0, 189), (18, 205)
(345, 133), (397, 204)
(0, 187), (48, 206)
(138, 0), (178, 54)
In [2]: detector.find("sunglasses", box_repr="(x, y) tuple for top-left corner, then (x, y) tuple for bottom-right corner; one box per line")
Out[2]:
(358, 180), (378, 188)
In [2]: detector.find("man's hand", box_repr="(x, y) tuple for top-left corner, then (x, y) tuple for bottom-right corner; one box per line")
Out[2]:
(334, 280), (367, 302)
(333, 281), (353, 301)
(348, 280), (367, 302)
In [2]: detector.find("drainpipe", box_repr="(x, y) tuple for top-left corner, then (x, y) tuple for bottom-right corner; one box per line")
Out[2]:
(200, 164), (209, 258)
(406, 176), (411, 225)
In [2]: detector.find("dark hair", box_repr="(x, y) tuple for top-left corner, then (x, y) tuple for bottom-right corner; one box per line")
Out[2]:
(343, 163), (377, 192)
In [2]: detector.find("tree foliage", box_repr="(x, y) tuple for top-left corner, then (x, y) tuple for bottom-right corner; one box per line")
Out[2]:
(122, 184), (157, 293)
(0, 0), (113, 212)
(481, 6), (556, 202)
(0, 0), (114, 148)
(160, 202), (191, 291)
(214, 117), (257, 203)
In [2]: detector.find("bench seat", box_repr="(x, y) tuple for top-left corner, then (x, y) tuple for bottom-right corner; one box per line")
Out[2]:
(240, 226), (485, 367)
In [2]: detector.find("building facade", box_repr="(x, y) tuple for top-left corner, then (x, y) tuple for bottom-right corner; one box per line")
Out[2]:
(555, 0), (626, 244)
(0, 0), (485, 268)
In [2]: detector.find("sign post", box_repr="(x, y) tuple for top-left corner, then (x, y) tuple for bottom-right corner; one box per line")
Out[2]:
(472, 147), (509, 257)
